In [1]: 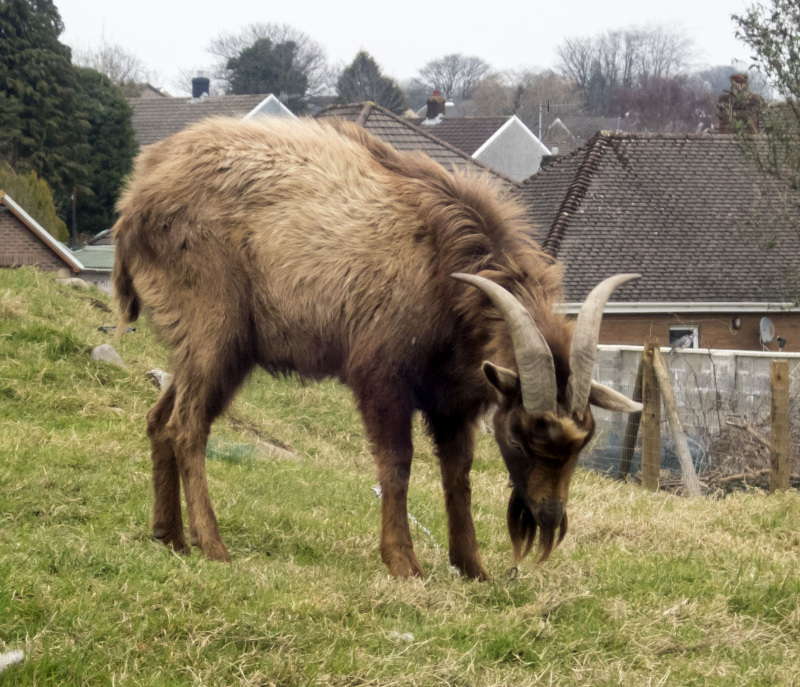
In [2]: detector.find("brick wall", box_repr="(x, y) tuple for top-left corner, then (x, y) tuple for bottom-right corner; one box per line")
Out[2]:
(599, 312), (800, 353)
(0, 206), (66, 272)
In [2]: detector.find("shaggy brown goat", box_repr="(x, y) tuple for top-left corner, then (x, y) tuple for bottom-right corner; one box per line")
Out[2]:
(113, 116), (640, 579)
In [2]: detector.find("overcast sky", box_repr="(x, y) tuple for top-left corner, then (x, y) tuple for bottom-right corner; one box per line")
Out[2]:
(56, 0), (756, 96)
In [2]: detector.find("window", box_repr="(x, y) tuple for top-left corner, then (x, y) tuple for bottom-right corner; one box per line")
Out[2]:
(669, 326), (699, 350)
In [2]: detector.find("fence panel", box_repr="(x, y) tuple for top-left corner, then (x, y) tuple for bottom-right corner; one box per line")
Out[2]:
(583, 346), (800, 489)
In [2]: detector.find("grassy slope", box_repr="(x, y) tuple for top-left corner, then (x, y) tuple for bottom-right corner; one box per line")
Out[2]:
(0, 267), (799, 686)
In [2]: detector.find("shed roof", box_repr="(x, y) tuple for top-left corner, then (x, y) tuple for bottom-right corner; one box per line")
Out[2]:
(72, 246), (115, 271)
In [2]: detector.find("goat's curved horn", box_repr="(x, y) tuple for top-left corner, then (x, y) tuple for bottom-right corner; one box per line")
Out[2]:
(452, 273), (556, 415)
(567, 273), (640, 413)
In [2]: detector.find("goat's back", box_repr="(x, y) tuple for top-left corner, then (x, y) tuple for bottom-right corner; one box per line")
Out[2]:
(113, 116), (560, 388)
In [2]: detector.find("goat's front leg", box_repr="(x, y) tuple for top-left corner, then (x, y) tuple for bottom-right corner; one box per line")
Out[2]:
(428, 413), (489, 580)
(360, 396), (423, 578)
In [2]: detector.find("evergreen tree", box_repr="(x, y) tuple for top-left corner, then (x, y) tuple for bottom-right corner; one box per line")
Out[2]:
(73, 66), (137, 236)
(226, 38), (308, 113)
(0, 0), (90, 213)
(336, 52), (407, 114)
(0, 165), (68, 241)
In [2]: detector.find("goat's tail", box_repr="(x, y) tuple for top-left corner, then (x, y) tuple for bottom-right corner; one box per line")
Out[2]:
(112, 218), (141, 327)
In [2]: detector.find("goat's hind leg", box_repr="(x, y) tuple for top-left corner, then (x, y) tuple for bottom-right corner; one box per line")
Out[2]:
(167, 340), (254, 563)
(146, 384), (189, 554)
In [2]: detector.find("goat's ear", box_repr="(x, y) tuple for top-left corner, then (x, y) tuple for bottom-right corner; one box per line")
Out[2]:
(482, 361), (520, 399)
(589, 381), (643, 413)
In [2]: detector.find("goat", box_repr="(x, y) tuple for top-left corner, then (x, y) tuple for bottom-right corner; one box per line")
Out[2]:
(113, 116), (640, 579)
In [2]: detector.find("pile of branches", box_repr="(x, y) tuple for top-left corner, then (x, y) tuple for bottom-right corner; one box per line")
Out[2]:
(700, 413), (800, 491)
(626, 409), (800, 494)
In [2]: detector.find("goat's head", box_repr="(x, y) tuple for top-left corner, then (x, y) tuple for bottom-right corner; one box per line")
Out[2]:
(452, 273), (642, 565)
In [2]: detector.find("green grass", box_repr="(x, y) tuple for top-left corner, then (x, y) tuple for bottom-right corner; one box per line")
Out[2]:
(1, 267), (799, 686)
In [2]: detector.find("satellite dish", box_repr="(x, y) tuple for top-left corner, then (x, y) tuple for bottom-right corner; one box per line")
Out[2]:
(760, 317), (775, 343)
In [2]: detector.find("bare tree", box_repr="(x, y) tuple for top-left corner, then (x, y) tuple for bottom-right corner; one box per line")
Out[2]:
(555, 36), (595, 91)
(472, 70), (582, 135)
(636, 25), (694, 85)
(417, 54), (491, 100)
(72, 37), (152, 92)
(556, 24), (696, 115)
(471, 73), (514, 115)
(208, 23), (332, 97)
(615, 74), (717, 132)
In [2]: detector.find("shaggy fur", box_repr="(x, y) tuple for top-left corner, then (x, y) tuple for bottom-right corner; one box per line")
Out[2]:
(114, 116), (582, 579)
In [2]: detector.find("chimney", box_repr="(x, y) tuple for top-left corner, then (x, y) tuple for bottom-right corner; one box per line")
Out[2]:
(717, 73), (763, 134)
(424, 90), (446, 122)
(192, 73), (210, 100)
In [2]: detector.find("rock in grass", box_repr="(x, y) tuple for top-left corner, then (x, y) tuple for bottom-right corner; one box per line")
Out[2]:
(56, 277), (91, 289)
(91, 344), (126, 368)
(0, 650), (24, 674)
(146, 368), (173, 390)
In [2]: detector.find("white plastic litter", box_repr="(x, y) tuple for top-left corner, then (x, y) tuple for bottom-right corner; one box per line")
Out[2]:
(0, 650), (24, 674)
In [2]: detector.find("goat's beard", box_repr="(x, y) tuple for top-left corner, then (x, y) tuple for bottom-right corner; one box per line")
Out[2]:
(506, 488), (568, 565)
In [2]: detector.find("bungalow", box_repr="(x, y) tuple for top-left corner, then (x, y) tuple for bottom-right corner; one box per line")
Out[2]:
(520, 130), (800, 352)
(129, 76), (295, 147)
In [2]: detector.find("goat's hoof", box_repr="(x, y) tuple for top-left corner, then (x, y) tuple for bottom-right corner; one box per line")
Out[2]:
(455, 560), (490, 581)
(153, 527), (189, 554)
(383, 550), (424, 578)
(202, 540), (231, 563)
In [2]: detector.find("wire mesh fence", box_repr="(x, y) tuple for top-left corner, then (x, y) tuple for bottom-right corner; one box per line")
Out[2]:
(582, 347), (800, 491)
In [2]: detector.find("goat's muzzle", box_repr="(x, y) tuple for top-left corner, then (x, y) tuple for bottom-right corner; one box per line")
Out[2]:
(507, 489), (568, 565)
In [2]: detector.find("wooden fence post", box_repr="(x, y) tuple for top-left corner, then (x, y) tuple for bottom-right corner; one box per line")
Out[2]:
(617, 354), (643, 480)
(652, 348), (702, 496)
(640, 342), (661, 491)
(770, 360), (790, 493)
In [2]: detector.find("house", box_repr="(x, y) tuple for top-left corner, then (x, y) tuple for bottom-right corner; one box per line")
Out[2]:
(412, 92), (550, 181)
(130, 76), (295, 147)
(315, 101), (520, 193)
(0, 191), (83, 275)
(519, 130), (800, 352)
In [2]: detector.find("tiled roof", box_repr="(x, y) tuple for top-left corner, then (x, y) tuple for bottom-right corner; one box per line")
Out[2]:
(315, 102), (519, 192)
(412, 116), (511, 155)
(521, 132), (800, 305)
(129, 94), (271, 146)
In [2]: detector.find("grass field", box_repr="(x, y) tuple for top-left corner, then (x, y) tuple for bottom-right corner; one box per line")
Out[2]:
(1, 267), (799, 686)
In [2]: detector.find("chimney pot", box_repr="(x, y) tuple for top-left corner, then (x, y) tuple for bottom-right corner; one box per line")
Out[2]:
(192, 74), (210, 100)
(717, 73), (763, 134)
(424, 90), (446, 122)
